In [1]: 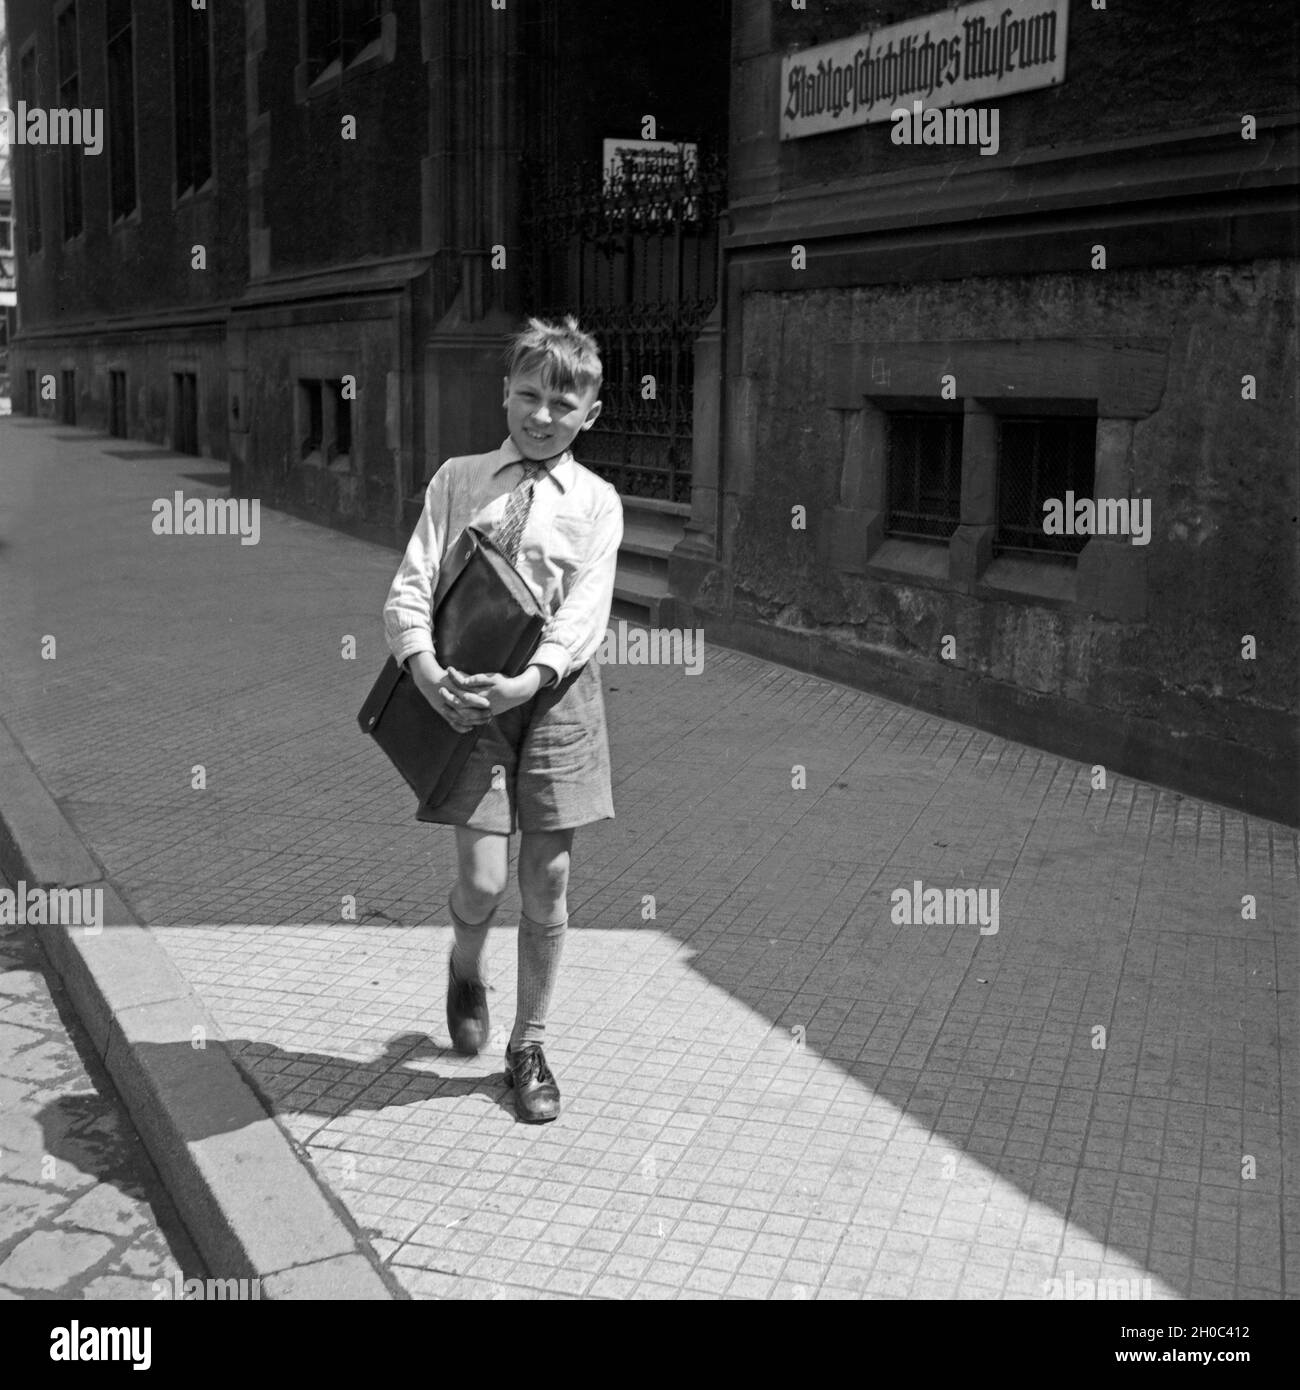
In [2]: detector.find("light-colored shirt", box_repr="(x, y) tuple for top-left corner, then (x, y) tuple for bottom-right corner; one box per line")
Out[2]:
(383, 436), (624, 683)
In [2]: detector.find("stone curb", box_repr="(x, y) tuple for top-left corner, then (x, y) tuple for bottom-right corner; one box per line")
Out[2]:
(0, 714), (401, 1299)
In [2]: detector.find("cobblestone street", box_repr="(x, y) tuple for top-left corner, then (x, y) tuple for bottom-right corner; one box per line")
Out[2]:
(0, 869), (203, 1298)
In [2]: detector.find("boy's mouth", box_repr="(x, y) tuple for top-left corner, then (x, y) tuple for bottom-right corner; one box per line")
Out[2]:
(524, 428), (552, 442)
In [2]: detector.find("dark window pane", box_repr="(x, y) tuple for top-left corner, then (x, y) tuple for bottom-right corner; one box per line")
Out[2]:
(173, 0), (211, 194)
(56, 7), (78, 76)
(108, 22), (138, 219)
(189, 5), (212, 187)
(995, 416), (1098, 558)
(306, 0), (339, 82)
(302, 381), (323, 457)
(886, 412), (963, 540)
(57, 7), (83, 238)
(20, 50), (43, 253)
(336, 389), (352, 456)
(342, 0), (383, 64)
(173, 0), (193, 192)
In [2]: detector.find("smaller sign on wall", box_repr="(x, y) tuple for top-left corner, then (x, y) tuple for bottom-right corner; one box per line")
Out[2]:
(780, 0), (1070, 141)
(602, 139), (699, 188)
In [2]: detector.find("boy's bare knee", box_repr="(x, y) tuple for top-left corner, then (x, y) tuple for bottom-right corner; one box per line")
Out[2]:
(453, 828), (509, 915)
(518, 830), (573, 909)
(522, 859), (568, 903)
(454, 867), (507, 918)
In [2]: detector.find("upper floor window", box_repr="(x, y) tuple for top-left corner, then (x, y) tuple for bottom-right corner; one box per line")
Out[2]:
(57, 5), (84, 240)
(173, 0), (213, 198)
(886, 410), (963, 542)
(19, 47), (42, 254)
(107, 0), (138, 221)
(305, 0), (384, 85)
(995, 414), (1098, 561)
(0, 208), (12, 252)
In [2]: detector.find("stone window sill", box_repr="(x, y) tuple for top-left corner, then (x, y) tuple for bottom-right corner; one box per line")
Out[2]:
(866, 536), (952, 590)
(976, 554), (1079, 609)
(174, 177), (215, 211)
(295, 14), (396, 104)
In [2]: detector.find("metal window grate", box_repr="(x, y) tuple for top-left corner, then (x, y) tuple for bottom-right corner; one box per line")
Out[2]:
(995, 415), (1097, 559)
(886, 412), (963, 541)
(522, 147), (726, 504)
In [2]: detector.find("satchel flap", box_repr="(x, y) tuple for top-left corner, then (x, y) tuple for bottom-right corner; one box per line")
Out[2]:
(357, 655), (404, 732)
(432, 526), (480, 612)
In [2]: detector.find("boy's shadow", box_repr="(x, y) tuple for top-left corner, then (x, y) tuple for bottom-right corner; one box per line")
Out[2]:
(229, 1030), (520, 1131)
(32, 1032), (517, 1198)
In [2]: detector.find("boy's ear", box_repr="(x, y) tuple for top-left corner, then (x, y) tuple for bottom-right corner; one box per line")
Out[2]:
(502, 375), (510, 405)
(580, 399), (603, 430)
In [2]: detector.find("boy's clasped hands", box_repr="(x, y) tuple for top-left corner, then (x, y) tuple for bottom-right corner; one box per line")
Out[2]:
(408, 652), (540, 733)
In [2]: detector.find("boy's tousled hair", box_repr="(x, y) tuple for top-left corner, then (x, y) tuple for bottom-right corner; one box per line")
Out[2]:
(505, 315), (603, 396)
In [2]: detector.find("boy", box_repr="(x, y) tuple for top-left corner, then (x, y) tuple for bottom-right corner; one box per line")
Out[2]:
(382, 316), (622, 1123)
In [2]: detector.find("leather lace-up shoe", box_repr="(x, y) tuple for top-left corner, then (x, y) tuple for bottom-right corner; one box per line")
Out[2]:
(504, 1043), (560, 1123)
(446, 957), (488, 1056)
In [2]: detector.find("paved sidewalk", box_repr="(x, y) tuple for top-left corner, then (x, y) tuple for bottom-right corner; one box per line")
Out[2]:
(0, 417), (1295, 1300)
(0, 869), (203, 1298)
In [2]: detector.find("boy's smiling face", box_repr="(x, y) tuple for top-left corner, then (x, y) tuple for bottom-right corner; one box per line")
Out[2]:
(503, 366), (602, 462)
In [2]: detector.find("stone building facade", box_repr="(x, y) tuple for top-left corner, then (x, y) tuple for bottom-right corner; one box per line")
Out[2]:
(668, 0), (1299, 823)
(5, 0), (1295, 821)
(5, 0), (730, 543)
(5, 0), (246, 439)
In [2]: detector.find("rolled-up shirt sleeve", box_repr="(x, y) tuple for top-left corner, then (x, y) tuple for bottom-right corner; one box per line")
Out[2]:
(531, 485), (623, 682)
(382, 465), (451, 668)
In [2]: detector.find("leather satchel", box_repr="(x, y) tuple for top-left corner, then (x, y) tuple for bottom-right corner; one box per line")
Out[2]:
(358, 525), (547, 811)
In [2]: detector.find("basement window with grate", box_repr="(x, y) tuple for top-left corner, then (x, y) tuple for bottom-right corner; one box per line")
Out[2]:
(994, 412), (1098, 562)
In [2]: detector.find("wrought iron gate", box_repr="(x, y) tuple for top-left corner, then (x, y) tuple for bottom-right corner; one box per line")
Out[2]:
(522, 148), (726, 504)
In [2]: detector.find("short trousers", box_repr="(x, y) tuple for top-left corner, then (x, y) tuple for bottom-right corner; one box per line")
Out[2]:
(415, 658), (615, 835)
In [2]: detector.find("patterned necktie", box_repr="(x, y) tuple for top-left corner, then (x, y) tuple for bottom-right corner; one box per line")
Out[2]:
(495, 459), (547, 565)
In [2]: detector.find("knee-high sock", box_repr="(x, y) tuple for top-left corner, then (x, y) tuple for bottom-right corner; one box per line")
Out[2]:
(510, 912), (567, 1050)
(449, 890), (496, 985)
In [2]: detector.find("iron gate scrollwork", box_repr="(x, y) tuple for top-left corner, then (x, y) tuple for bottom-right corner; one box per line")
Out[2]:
(522, 147), (726, 504)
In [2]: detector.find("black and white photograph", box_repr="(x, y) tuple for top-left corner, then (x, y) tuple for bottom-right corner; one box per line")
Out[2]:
(0, 0), (1295, 1345)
